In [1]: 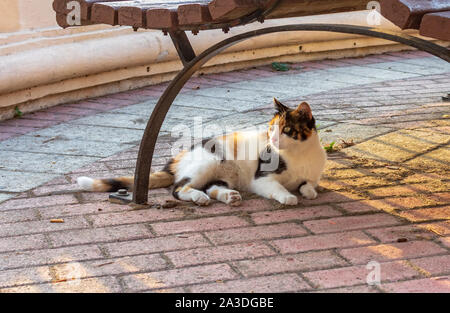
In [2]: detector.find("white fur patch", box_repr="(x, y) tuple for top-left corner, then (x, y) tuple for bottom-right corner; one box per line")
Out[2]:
(77, 176), (94, 191)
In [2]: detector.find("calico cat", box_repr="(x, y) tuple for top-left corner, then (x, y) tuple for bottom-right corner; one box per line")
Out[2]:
(77, 98), (327, 206)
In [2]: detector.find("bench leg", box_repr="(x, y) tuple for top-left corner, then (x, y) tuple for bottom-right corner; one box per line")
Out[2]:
(169, 31), (196, 66)
(132, 23), (449, 204)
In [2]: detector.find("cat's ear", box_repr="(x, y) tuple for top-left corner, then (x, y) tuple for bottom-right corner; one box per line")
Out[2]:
(274, 98), (289, 113)
(296, 102), (313, 119)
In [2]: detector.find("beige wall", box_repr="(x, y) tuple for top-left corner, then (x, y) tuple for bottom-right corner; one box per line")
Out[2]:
(1, 0), (56, 32)
(1, 0), (21, 32)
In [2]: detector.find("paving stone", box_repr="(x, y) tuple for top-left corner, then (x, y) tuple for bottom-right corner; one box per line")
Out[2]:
(48, 224), (153, 247)
(365, 61), (449, 76)
(271, 231), (375, 254)
(319, 123), (393, 145)
(0, 208), (37, 224)
(380, 276), (450, 292)
(0, 193), (15, 204)
(114, 101), (225, 121)
(90, 208), (185, 228)
(0, 216), (89, 237)
(31, 124), (145, 144)
(121, 264), (238, 291)
(395, 57), (450, 70)
(345, 129), (449, 163)
(205, 223), (308, 245)
(151, 216), (249, 235)
(227, 78), (333, 97)
(339, 241), (447, 265)
(328, 65), (421, 80)
(0, 134), (134, 158)
(192, 86), (288, 103)
(408, 255), (450, 276)
(104, 234), (211, 257)
(166, 242), (276, 267)
(190, 274), (310, 293)
(0, 194), (78, 211)
(366, 224), (438, 243)
(70, 112), (180, 133)
(257, 71), (355, 90)
(304, 261), (419, 289)
(174, 94), (256, 112)
(0, 170), (60, 193)
(250, 205), (341, 225)
(0, 245), (103, 271)
(398, 206), (450, 222)
(234, 251), (347, 277)
(0, 234), (49, 253)
(303, 213), (401, 234)
(0, 150), (100, 174)
(0, 276), (122, 293)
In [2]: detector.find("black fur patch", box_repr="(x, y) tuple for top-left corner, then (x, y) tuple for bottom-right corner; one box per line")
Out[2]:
(254, 145), (287, 179)
(172, 177), (191, 199)
(162, 158), (175, 175)
(201, 180), (228, 192)
(297, 181), (307, 190)
(105, 179), (128, 192)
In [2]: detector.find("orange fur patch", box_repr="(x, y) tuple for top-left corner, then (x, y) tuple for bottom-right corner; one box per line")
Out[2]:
(169, 150), (187, 174)
(149, 172), (174, 189)
(210, 190), (219, 199)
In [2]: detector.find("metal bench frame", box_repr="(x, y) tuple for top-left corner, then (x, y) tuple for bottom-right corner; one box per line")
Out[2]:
(128, 23), (449, 204)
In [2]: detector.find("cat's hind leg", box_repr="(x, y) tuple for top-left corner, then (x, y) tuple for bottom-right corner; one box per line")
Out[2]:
(203, 180), (242, 207)
(173, 178), (210, 206)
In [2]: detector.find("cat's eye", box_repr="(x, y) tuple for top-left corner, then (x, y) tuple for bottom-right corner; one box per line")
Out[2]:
(283, 127), (291, 133)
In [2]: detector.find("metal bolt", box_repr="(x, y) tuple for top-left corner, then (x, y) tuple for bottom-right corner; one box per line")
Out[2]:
(118, 189), (128, 196)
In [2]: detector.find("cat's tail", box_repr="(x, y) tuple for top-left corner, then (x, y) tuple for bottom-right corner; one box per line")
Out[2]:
(77, 171), (174, 192)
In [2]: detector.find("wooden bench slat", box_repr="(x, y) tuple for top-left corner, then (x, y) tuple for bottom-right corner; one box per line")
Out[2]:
(91, 2), (124, 25)
(208, 0), (268, 21)
(142, 2), (205, 29)
(380, 0), (450, 29)
(265, 0), (368, 20)
(146, 9), (179, 29)
(178, 2), (212, 26)
(420, 11), (450, 41)
(92, 1), (199, 29)
(53, 0), (130, 20)
(117, 2), (178, 28)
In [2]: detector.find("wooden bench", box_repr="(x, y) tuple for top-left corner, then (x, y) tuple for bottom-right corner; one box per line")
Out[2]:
(380, 0), (450, 40)
(52, 0), (450, 204)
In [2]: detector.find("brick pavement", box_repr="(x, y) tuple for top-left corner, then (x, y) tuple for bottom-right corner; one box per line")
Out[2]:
(0, 50), (449, 292)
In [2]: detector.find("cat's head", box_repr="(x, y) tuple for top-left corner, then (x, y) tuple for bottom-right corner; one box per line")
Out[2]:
(268, 98), (316, 149)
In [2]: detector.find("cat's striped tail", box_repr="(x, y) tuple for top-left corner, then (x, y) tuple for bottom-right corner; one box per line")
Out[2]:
(77, 171), (174, 192)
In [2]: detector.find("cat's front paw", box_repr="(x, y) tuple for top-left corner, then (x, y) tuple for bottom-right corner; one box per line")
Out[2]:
(191, 191), (211, 206)
(300, 184), (317, 200)
(275, 194), (298, 205)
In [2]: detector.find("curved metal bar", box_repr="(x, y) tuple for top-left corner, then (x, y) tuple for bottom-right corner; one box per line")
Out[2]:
(133, 23), (450, 204)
